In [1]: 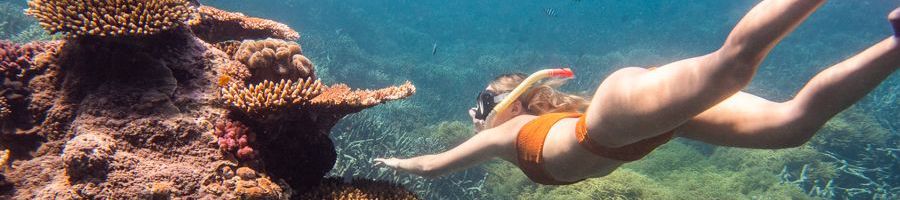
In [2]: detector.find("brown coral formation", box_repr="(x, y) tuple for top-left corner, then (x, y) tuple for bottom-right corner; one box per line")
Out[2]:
(0, 2), (417, 199)
(25, 0), (191, 37)
(234, 39), (316, 83)
(190, 6), (301, 43)
(202, 162), (289, 199)
(61, 133), (115, 180)
(299, 177), (420, 200)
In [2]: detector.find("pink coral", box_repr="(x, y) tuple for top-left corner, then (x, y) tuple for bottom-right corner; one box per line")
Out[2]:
(214, 119), (257, 160)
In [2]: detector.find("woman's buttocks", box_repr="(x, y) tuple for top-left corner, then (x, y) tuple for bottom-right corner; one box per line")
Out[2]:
(541, 118), (624, 181)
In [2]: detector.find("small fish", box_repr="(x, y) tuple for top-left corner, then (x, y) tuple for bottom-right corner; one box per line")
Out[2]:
(544, 8), (558, 17)
(432, 42), (438, 56)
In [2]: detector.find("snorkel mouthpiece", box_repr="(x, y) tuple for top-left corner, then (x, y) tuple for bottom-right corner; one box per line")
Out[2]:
(483, 68), (575, 129)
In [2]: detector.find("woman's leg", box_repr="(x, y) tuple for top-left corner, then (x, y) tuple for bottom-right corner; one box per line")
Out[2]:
(585, 0), (825, 147)
(678, 10), (900, 148)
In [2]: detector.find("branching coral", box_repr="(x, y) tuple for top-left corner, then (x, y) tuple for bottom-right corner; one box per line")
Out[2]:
(220, 78), (323, 114)
(25, 0), (191, 37)
(213, 119), (257, 161)
(233, 39), (315, 83)
(1, 40), (50, 77)
(298, 177), (419, 200)
(189, 6), (300, 43)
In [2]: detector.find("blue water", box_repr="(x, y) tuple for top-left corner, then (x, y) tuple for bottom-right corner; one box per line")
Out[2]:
(3, 0), (897, 199)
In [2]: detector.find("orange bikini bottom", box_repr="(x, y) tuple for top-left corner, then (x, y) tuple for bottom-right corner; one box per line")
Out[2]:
(515, 113), (675, 185)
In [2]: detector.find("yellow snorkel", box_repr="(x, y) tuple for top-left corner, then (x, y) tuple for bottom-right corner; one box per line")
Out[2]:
(483, 68), (575, 129)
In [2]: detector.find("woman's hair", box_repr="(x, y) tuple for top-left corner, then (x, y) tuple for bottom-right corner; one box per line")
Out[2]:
(488, 73), (589, 115)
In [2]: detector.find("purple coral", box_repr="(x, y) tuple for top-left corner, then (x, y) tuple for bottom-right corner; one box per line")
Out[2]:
(1, 40), (48, 77)
(214, 119), (257, 160)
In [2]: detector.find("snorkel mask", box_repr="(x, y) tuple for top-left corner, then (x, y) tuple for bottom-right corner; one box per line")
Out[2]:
(474, 68), (575, 129)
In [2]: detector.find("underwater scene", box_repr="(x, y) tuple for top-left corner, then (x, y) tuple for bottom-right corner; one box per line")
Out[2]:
(0, 0), (898, 199)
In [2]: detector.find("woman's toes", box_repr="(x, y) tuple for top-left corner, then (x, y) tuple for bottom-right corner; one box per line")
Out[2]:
(891, 8), (900, 36)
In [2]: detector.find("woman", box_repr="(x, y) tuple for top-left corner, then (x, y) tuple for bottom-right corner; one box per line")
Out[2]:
(375, 0), (900, 185)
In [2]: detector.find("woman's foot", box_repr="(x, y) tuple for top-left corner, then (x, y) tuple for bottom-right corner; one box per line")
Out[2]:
(891, 7), (900, 37)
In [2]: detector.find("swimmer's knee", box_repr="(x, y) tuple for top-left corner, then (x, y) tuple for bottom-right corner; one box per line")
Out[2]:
(764, 104), (823, 148)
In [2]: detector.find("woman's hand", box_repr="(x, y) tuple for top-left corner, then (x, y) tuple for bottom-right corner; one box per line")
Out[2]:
(373, 158), (403, 169)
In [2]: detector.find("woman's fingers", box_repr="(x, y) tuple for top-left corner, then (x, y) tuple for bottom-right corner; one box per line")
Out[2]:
(373, 158), (394, 168)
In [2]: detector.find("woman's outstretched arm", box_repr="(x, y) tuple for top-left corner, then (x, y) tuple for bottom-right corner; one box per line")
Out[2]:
(583, 0), (826, 147)
(678, 9), (900, 148)
(374, 127), (505, 178)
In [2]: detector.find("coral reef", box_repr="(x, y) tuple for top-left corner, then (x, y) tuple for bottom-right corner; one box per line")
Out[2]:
(0, 2), (416, 199)
(298, 177), (419, 200)
(25, 0), (191, 38)
(190, 6), (301, 43)
(0, 40), (60, 135)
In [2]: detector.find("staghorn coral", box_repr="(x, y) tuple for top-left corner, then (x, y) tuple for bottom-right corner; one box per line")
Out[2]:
(233, 39), (315, 83)
(25, 0), (191, 37)
(298, 177), (420, 200)
(213, 119), (257, 161)
(190, 6), (300, 43)
(221, 78), (323, 114)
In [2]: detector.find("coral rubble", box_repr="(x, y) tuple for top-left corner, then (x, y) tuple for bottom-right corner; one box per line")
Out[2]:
(0, 2), (416, 199)
(25, 0), (191, 37)
(190, 6), (301, 43)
